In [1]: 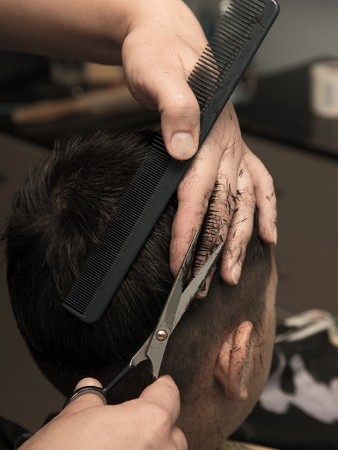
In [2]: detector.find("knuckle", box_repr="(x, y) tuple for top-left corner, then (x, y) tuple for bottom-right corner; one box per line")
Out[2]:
(142, 426), (159, 448)
(145, 413), (171, 447)
(265, 172), (274, 188)
(174, 428), (188, 450)
(153, 405), (171, 429)
(165, 94), (200, 120)
(139, 404), (171, 444)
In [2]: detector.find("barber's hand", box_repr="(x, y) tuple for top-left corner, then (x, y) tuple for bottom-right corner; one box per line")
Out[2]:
(122, 0), (276, 285)
(170, 103), (277, 287)
(20, 376), (186, 450)
(122, 0), (206, 159)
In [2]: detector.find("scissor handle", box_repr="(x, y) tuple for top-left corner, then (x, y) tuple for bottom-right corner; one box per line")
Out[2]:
(63, 385), (106, 408)
(63, 364), (133, 409)
(101, 363), (133, 394)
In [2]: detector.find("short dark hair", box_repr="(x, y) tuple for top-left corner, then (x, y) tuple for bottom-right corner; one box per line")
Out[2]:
(4, 129), (272, 403)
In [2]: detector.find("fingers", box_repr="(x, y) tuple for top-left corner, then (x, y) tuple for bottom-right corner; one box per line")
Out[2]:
(220, 162), (255, 284)
(62, 378), (105, 415)
(140, 375), (181, 426)
(139, 376), (187, 450)
(160, 82), (200, 160)
(192, 137), (241, 276)
(243, 145), (277, 244)
(74, 377), (103, 391)
(170, 138), (220, 275)
(171, 428), (188, 450)
(170, 106), (276, 289)
(220, 144), (276, 283)
(170, 103), (243, 277)
(124, 43), (201, 160)
(153, 50), (202, 160)
(150, 51), (202, 160)
(122, 0), (207, 161)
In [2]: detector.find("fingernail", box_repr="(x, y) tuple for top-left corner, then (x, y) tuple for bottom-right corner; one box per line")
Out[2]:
(231, 263), (242, 285)
(197, 274), (212, 298)
(170, 132), (195, 158)
(75, 377), (102, 390)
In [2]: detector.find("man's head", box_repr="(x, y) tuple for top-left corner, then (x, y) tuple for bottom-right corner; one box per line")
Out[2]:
(4, 129), (277, 449)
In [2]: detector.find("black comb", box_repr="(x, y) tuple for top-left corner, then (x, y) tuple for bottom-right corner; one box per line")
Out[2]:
(63, 0), (279, 323)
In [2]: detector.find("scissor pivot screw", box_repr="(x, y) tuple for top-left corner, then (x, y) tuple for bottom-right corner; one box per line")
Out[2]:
(156, 330), (168, 341)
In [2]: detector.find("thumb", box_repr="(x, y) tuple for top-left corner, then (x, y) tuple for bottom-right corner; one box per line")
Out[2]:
(61, 378), (106, 415)
(157, 74), (200, 161)
(140, 375), (181, 425)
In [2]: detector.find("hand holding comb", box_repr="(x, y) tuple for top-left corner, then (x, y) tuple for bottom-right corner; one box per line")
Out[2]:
(64, 0), (280, 323)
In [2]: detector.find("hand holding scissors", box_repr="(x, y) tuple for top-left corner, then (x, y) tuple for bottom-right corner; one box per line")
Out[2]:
(64, 232), (224, 407)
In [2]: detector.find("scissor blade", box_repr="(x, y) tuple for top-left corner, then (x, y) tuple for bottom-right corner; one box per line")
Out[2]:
(130, 334), (152, 367)
(149, 230), (200, 335)
(172, 240), (225, 329)
(129, 233), (223, 380)
(142, 231), (200, 378)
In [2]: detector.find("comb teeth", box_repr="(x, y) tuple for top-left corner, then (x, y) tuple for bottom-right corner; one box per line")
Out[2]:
(63, 0), (279, 322)
(64, 139), (177, 316)
(64, 138), (190, 319)
(189, 0), (265, 111)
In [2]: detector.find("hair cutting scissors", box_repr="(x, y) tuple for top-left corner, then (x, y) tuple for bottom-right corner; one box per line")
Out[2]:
(64, 232), (225, 407)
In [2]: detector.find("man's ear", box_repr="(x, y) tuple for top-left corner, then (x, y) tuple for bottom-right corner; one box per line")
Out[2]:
(214, 321), (254, 401)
